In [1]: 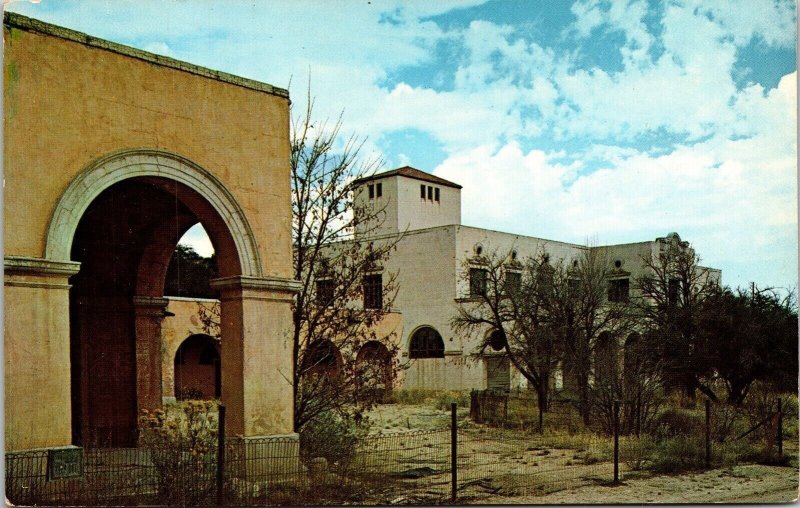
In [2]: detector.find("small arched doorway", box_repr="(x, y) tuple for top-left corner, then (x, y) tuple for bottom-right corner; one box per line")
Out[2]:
(174, 334), (221, 400)
(595, 331), (619, 389)
(302, 340), (343, 379)
(355, 341), (393, 401)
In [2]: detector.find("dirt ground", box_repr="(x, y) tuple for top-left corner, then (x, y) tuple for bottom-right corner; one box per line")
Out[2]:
(480, 464), (799, 504)
(365, 403), (799, 505)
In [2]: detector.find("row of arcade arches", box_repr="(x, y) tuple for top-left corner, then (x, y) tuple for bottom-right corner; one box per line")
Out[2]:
(300, 340), (394, 391)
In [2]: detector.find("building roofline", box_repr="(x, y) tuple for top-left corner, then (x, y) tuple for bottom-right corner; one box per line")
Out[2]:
(3, 12), (289, 99)
(353, 166), (463, 189)
(455, 224), (588, 249)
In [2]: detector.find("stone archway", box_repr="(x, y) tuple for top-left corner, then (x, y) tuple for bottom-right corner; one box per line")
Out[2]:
(45, 149), (263, 277)
(57, 150), (299, 446)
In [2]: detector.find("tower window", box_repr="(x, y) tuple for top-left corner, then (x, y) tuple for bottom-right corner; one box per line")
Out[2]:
(434, 188), (440, 202)
(376, 183), (382, 198)
(427, 186), (433, 200)
(420, 184), (425, 199)
(368, 184), (374, 199)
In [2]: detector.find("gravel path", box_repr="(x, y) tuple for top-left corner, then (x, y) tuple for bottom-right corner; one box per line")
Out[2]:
(478, 464), (798, 504)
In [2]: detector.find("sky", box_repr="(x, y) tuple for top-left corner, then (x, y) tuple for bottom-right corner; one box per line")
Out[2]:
(6, 0), (797, 290)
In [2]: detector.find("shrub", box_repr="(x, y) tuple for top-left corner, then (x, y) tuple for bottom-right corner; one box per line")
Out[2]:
(386, 389), (432, 405)
(299, 410), (368, 467)
(649, 436), (707, 473)
(138, 400), (218, 506)
(621, 436), (658, 471)
(432, 391), (470, 411)
(652, 407), (704, 439)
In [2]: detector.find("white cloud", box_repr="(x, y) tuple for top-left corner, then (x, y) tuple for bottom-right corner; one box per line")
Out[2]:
(433, 71), (797, 288)
(9, 0), (795, 287)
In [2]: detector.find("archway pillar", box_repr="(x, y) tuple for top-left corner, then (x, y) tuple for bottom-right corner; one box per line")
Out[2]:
(210, 275), (301, 438)
(4, 256), (80, 451)
(133, 296), (170, 415)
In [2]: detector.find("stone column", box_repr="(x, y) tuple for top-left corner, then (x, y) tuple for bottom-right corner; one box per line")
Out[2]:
(210, 275), (300, 438)
(4, 256), (80, 451)
(132, 296), (169, 414)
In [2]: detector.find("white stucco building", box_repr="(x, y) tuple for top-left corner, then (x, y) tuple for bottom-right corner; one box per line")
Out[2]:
(350, 166), (721, 392)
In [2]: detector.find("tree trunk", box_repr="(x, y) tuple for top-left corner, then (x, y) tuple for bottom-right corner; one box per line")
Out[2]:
(536, 383), (548, 433)
(577, 370), (591, 425)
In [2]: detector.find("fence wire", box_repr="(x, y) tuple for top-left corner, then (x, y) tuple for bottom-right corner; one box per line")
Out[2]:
(5, 397), (791, 506)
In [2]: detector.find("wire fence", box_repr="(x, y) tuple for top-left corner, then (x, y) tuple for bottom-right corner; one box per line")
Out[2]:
(5, 396), (791, 506)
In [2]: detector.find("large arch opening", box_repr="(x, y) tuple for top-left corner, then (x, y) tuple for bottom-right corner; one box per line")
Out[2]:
(68, 164), (247, 446)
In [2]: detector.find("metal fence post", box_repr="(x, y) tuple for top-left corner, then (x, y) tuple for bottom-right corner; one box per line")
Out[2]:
(217, 404), (226, 506)
(613, 400), (619, 484)
(704, 399), (711, 468)
(777, 398), (783, 458)
(451, 402), (457, 503)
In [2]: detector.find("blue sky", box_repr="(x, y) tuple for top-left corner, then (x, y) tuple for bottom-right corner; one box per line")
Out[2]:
(7, 0), (797, 290)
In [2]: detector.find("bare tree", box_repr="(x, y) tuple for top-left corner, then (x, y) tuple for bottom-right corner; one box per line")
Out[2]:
(539, 247), (633, 425)
(451, 249), (561, 430)
(290, 91), (401, 431)
(634, 236), (719, 401)
(452, 246), (633, 428)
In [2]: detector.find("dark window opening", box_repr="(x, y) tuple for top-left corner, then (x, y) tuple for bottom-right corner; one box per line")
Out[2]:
(434, 188), (440, 202)
(409, 327), (445, 358)
(489, 329), (506, 351)
(420, 184), (426, 198)
(469, 267), (488, 297)
(568, 278), (581, 292)
(427, 186), (433, 200)
(376, 182), (382, 197)
(316, 279), (334, 307)
(363, 274), (383, 310)
(608, 278), (630, 302)
(505, 271), (521, 296)
(368, 184), (374, 199)
(668, 278), (680, 305)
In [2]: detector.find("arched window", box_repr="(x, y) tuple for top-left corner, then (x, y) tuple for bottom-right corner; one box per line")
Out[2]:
(595, 331), (618, 386)
(624, 333), (641, 379)
(409, 327), (445, 359)
(174, 334), (220, 400)
(303, 340), (342, 378)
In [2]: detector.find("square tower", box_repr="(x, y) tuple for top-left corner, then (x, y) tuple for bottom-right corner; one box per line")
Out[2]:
(353, 166), (462, 237)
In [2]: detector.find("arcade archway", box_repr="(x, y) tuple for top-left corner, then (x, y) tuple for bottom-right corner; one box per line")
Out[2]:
(65, 151), (260, 446)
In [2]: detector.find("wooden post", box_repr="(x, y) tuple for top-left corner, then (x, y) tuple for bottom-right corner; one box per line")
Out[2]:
(704, 399), (711, 468)
(777, 398), (783, 458)
(613, 400), (620, 484)
(217, 404), (226, 506)
(451, 402), (457, 503)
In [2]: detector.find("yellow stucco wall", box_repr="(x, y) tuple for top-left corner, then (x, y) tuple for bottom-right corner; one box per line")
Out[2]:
(4, 14), (296, 450)
(3, 19), (292, 277)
